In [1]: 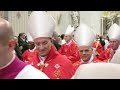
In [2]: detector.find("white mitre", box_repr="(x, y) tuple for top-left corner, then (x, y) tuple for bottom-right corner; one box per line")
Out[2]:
(74, 23), (96, 47)
(65, 24), (74, 35)
(108, 23), (120, 40)
(27, 11), (56, 39)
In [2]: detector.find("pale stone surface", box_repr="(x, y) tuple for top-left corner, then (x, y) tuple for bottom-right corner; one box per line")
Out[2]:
(4, 11), (103, 36)
(48, 11), (72, 35)
(8, 11), (29, 36)
(80, 11), (103, 35)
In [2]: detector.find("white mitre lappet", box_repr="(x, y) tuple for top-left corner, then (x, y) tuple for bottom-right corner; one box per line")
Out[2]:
(65, 24), (74, 35)
(74, 23), (96, 47)
(72, 63), (120, 79)
(27, 11), (56, 39)
(108, 23), (120, 40)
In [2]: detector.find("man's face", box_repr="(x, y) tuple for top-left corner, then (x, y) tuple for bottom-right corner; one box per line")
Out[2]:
(79, 45), (93, 62)
(28, 41), (35, 50)
(21, 33), (26, 39)
(110, 39), (120, 50)
(64, 34), (72, 43)
(53, 32), (58, 39)
(34, 37), (52, 57)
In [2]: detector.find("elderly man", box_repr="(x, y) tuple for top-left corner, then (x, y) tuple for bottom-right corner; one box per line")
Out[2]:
(0, 18), (49, 79)
(27, 11), (75, 79)
(98, 23), (120, 62)
(58, 25), (80, 64)
(73, 23), (103, 70)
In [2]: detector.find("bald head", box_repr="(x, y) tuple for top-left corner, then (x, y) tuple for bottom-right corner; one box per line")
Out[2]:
(0, 18), (14, 45)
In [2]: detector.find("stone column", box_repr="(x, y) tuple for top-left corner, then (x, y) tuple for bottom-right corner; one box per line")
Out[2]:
(8, 11), (29, 36)
(80, 11), (103, 35)
(47, 11), (72, 35)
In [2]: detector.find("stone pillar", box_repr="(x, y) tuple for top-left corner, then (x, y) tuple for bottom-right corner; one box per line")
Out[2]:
(48, 11), (72, 35)
(80, 11), (103, 35)
(8, 11), (29, 36)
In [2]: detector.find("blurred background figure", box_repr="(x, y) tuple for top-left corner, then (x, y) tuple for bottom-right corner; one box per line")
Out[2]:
(18, 32), (29, 54)
(92, 35), (105, 57)
(52, 31), (61, 50)
(22, 33), (37, 63)
(103, 35), (110, 50)
(98, 23), (120, 63)
(60, 34), (66, 45)
(14, 36), (23, 60)
(58, 24), (80, 64)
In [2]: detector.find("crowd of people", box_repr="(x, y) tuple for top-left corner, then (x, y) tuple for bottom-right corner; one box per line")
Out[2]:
(1, 11), (120, 79)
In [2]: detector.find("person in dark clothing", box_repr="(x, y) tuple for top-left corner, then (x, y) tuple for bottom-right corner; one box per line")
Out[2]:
(18, 33), (29, 54)
(61, 34), (65, 40)
(52, 31), (61, 50)
(14, 36), (23, 60)
(99, 36), (105, 47)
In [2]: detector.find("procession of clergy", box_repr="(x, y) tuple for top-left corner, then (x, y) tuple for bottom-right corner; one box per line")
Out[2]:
(1, 11), (120, 79)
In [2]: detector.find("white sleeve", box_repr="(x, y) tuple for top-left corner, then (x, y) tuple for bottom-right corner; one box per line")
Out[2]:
(15, 65), (49, 79)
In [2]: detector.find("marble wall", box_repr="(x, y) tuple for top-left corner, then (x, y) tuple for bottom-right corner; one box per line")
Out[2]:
(6, 11), (103, 36)
(80, 11), (103, 35)
(48, 11), (72, 35)
(8, 11), (29, 36)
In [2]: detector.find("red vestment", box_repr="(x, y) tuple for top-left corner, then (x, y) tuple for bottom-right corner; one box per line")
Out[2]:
(73, 56), (104, 71)
(28, 45), (75, 79)
(58, 40), (80, 63)
(98, 48), (112, 62)
(22, 49), (37, 63)
(92, 40), (104, 55)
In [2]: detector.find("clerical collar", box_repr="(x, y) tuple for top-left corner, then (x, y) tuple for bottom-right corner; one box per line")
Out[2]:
(0, 53), (15, 70)
(81, 54), (94, 64)
(66, 40), (72, 45)
(39, 56), (47, 64)
(29, 47), (36, 52)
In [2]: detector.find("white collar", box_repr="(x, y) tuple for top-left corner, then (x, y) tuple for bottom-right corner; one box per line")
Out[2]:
(28, 47), (36, 52)
(39, 56), (47, 64)
(81, 54), (94, 64)
(0, 53), (16, 70)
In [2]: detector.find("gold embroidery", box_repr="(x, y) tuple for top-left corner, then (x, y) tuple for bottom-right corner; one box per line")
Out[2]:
(54, 64), (61, 79)
(54, 69), (61, 79)
(37, 63), (49, 71)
